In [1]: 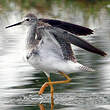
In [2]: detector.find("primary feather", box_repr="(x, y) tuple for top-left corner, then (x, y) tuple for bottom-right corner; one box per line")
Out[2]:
(39, 18), (94, 35)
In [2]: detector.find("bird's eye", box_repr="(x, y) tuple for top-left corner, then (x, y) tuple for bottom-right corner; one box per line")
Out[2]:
(26, 18), (30, 21)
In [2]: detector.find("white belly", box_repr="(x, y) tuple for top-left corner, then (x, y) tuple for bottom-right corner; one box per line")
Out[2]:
(27, 36), (65, 73)
(26, 30), (87, 74)
(28, 53), (85, 74)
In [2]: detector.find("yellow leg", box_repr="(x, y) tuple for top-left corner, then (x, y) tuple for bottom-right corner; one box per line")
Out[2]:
(39, 104), (45, 110)
(48, 77), (54, 104)
(38, 71), (71, 95)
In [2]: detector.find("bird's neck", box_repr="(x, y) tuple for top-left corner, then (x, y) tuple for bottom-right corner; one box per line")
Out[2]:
(26, 24), (37, 49)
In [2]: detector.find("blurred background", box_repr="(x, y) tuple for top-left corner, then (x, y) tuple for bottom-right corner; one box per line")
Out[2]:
(0, 0), (110, 110)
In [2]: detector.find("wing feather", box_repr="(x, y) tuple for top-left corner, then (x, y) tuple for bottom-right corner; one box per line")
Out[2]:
(52, 33), (77, 62)
(48, 26), (107, 57)
(39, 18), (93, 35)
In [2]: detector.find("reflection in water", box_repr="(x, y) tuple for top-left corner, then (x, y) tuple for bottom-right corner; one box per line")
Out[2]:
(0, 0), (110, 110)
(39, 103), (54, 110)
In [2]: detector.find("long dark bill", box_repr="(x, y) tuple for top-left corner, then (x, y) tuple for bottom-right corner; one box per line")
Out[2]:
(5, 21), (23, 28)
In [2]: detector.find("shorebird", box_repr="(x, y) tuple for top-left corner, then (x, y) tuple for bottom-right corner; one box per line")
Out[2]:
(6, 13), (107, 100)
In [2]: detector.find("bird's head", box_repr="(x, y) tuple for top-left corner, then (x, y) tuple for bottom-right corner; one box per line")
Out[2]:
(5, 13), (38, 28)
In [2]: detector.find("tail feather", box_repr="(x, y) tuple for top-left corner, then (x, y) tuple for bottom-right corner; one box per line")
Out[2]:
(79, 64), (95, 72)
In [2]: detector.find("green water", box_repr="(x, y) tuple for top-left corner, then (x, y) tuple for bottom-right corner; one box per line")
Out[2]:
(0, 0), (110, 110)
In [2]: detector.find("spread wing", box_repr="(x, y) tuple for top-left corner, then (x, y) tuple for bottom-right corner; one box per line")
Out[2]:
(52, 33), (77, 62)
(36, 24), (77, 62)
(39, 18), (93, 35)
(46, 26), (107, 57)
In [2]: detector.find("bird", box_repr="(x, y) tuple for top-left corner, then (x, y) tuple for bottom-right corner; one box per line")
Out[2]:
(6, 13), (107, 101)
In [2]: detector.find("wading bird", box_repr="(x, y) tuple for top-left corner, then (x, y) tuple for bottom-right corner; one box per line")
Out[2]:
(6, 13), (107, 101)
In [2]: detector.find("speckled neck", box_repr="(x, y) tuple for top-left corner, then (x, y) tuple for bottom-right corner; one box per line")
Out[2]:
(26, 23), (37, 49)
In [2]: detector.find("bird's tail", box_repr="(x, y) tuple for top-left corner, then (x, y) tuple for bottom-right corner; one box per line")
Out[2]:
(77, 63), (95, 72)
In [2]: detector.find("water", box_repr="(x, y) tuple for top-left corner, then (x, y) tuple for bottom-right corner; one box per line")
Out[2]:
(0, 0), (110, 110)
